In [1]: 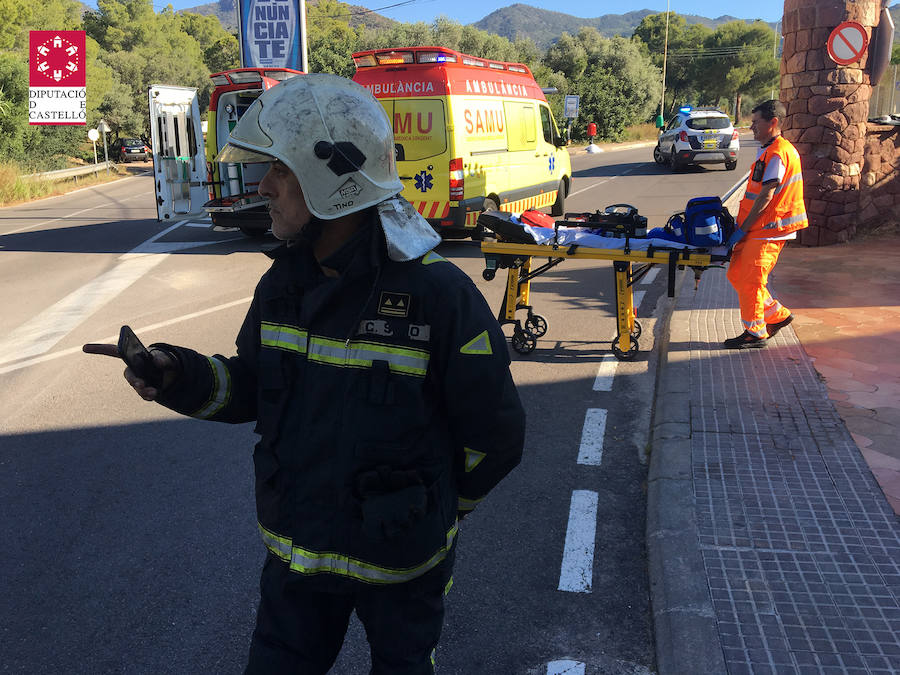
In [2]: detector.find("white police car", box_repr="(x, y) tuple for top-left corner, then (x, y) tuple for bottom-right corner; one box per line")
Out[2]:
(653, 106), (739, 171)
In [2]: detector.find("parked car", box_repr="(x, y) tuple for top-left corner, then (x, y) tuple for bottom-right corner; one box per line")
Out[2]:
(111, 137), (150, 162)
(653, 107), (738, 171)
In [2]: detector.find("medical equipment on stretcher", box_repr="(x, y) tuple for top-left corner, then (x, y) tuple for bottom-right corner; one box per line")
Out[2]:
(478, 209), (731, 359)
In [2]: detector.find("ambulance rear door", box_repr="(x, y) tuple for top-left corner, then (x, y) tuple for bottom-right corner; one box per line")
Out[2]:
(149, 85), (207, 221)
(391, 98), (451, 219)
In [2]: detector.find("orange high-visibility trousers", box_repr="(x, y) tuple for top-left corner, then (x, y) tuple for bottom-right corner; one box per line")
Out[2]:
(726, 238), (792, 338)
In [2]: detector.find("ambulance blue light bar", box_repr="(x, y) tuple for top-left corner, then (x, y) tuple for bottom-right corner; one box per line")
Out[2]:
(416, 51), (457, 64)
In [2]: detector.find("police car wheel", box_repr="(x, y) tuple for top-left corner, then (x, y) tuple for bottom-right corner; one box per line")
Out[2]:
(653, 144), (665, 165)
(550, 180), (565, 217)
(669, 148), (682, 171)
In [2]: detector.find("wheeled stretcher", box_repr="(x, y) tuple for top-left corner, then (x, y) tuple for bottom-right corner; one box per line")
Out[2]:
(479, 212), (731, 360)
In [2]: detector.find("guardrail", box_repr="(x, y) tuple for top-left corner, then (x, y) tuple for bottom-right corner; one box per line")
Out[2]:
(22, 162), (114, 183)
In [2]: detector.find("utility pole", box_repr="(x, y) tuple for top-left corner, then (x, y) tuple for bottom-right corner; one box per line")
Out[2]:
(659, 0), (670, 123)
(770, 20), (780, 100)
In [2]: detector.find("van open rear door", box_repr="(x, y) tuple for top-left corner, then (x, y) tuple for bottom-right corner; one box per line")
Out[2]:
(148, 85), (207, 221)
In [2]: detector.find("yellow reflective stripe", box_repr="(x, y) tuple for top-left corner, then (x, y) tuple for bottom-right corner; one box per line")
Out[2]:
(260, 322), (308, 354)
(431, 648), (436, 666)
(460, 330), (492, 355)
(258, 521), (458, 585)
(308, 337), (429, 376)
(192, 356), (231, 419)
(422, 250), (446, 265)
(458, 495), (483, 511)
(259, 323), (430, 375)
(463, 447), (486, 472)
(444, 576), (454, 596)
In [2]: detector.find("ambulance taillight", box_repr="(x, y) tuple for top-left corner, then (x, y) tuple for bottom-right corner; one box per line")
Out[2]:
(449, 158), (464, 200)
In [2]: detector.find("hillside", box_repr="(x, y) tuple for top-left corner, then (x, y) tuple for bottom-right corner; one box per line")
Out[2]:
(472, 5), (757, 50)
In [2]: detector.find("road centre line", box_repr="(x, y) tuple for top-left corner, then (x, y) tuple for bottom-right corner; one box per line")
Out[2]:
(3, 192), (153, 236)
(633, 290), (646, 310)
(592, 355), (617, 392)
(546, 660), (586, 675)
(557, 490), (599, 593)
(0, 296), (252, 375)
(577, 408), (606, 466)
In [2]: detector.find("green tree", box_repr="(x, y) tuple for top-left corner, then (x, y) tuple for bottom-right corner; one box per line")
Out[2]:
(177, 12), (239, 74)
(698, 20), (779, 122)
(544, 33), (588, 81)
(307, 0), (358, 76)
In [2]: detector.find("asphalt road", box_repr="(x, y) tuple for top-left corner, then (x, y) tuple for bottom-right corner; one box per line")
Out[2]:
(0, 142), (755, 674)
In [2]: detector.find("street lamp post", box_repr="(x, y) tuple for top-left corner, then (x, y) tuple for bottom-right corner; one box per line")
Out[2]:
(771, 20), (780, 100)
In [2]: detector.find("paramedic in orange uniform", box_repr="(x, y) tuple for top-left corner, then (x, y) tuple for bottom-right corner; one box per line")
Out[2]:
(723, 99), (808, 349)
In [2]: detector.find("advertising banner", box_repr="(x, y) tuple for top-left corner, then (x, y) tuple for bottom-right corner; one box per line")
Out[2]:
(238, 0), (306, 70)
(29, 31), (87, 125)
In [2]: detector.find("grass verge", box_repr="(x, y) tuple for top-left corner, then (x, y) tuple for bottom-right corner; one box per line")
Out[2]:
(0, 161), (132, 208)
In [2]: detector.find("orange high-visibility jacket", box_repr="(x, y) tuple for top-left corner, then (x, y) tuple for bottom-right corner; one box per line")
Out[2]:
(737, 135), (808, 239)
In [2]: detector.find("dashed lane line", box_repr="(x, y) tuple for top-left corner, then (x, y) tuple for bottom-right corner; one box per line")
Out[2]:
(592, 355), (617, 392)
(576, 408), (606, 466)
(557, 490), (599, 593)
(546, 660), (586, 675)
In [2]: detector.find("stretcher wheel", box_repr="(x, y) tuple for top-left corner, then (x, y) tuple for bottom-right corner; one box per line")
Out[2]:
(483, 269), (496, 281)
(611, 334), (639, 361)
(631, 321), (642, 339)
(525, 314), (548, 338)
(511, 328), (537, 355)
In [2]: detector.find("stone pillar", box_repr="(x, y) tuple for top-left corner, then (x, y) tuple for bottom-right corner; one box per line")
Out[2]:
(780, 0), (880, 245)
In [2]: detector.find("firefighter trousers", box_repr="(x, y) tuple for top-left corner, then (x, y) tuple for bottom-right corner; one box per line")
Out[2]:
(245, 555), (446, 675)
(726, 238), (792, 338)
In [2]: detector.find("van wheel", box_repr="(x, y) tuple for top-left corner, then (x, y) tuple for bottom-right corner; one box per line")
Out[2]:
(550, 180), (566, 216)
(725, 160), (737, 171)
(483, 197), (499, 213)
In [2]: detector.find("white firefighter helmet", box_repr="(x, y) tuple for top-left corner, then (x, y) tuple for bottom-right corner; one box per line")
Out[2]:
(215, 73), (404, 220)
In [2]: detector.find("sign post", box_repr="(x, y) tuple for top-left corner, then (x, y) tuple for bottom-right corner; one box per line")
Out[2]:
(88, 128), (99, 165)
(98, 119), (111, 175)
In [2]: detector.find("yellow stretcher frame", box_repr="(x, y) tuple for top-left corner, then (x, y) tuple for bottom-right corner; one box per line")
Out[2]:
(480, 240), (727, 360)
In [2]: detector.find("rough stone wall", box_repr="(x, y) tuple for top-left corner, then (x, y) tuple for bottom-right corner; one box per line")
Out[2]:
(780, 0), (897, 245)
(859, 123), (900, 229)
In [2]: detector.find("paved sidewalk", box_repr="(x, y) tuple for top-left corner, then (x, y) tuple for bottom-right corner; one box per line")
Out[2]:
(647, 239), (900, 673)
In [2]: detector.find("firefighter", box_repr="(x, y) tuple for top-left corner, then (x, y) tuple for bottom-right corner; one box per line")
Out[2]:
(84, 73), (525, 674)
(723, 99), (808, 349)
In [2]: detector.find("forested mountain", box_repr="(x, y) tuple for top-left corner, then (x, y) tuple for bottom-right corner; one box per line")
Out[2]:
(472, 5), (756, 50)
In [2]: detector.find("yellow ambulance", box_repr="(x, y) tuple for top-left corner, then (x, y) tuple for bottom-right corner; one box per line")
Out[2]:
(352, 46), (572, 238)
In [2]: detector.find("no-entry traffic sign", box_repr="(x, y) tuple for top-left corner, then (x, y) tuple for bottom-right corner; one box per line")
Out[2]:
(826, 21), (869, 66)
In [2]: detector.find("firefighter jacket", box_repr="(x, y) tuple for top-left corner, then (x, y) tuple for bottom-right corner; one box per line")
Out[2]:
(154, 214), (525, 589)
(737, 134), (808, 239)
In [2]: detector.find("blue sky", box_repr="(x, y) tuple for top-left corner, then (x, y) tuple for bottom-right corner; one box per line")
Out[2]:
(132, 1), (788, 26)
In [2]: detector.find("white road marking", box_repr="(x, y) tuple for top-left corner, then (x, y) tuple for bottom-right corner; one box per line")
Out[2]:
(592, 355), (618, 392)
(546, 660), (586, 675)
(3, 192), (152, 235)
(558, 490), (598, 593)
(0, 296), (252, 375)
(577, 408), (606, 466)
(0, 254), (168, 366)
(0, 219), (243, 369)
(567, 165), (638, 198)
(633, 290), (646, 309)
(641, 266), (659, 284)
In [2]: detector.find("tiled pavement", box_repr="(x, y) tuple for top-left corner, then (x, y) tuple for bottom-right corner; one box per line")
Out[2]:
(646, 236), (900, 674)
